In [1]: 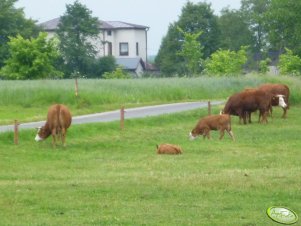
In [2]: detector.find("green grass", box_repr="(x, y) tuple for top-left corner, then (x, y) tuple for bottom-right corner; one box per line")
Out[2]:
(1, 74), (301, 125)
(0, 105), (300, 226)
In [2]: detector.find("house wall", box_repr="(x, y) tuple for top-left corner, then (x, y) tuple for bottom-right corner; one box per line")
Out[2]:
(104, 29), (147, 62)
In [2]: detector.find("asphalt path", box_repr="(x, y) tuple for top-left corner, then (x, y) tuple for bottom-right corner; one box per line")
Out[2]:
(0, 101), (223, 133)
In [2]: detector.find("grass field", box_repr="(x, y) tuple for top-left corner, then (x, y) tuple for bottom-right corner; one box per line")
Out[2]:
(0, 75), (301, 225)
(1, 74), (301, 125)
(0, 104), (300, 225)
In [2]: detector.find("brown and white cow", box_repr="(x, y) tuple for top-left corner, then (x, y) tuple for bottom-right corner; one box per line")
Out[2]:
(156, 144), (182, 154)
(35, 104), (72, 147)
(223, 88), (286, 124)
(189, 114), (234, 141)
(258, 83), (290, 118)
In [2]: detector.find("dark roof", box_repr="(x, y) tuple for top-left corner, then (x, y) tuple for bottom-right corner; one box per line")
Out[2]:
(39, 18), (149, 31)
(116, 58), (145, 70)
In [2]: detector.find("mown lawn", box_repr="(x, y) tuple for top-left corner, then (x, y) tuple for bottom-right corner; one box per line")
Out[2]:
(0, 105), (300, 226)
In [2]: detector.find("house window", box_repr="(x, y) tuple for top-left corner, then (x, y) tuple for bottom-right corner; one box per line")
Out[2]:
(107, 30), (112, 36)
(136, 42), (139, 56)
(119, 42), (129, 56)
(108, 42), (112, 56)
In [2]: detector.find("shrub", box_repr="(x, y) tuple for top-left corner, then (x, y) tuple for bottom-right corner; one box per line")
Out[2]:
(102, 67), (131, 79)
(278, 48), (301, 75)
(204, 46), (248, 76)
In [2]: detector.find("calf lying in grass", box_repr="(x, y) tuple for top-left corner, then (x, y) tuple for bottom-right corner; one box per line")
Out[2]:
(156, 144), (182, 154)
(189, 114), (235, 141)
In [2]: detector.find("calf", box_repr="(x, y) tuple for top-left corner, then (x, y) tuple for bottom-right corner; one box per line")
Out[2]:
(35, 104), (72, 147)
(156, 144), (182, 154)
(189, 114), (234, 141)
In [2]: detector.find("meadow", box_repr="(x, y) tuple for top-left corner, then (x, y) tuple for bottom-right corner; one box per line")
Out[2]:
(1, 74), (301, 125)
(0, 75), (301, 225)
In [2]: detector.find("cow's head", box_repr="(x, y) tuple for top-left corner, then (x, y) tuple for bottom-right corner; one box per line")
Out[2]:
(189, 128), (201, 140)
(273, 95), (287, 108)
(35, 126), (50, 142)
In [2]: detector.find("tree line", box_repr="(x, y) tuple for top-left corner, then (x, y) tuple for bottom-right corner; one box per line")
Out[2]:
(1, 0), (301, 79)
(155, 0), (301, 76)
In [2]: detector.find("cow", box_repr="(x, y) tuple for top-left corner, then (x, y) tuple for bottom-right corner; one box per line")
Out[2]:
(258, 83), (290, 118)
(189, 114), (234, 141)
(35, 104), (72, 147)
(223, 88), (287, 124)
(156, 144), (182, 154)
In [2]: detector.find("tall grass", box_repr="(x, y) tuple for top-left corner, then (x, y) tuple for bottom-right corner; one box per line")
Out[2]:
(0, 75), (301, 124)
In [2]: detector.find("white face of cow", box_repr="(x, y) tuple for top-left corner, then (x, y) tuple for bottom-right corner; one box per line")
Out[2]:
(35, 127), (44, 142)
(277, 95), (287, 108)
(189, 132), (197, 140)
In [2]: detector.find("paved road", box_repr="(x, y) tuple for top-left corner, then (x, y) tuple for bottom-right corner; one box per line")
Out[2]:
(0, 101), (223, 133)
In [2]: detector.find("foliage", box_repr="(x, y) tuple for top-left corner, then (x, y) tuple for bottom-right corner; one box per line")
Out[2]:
(204, 46), (248, 76)
(240, 0), (271, 53)
(102, 67), (131, 79)
(90, 56), (116, 78)
(0, 0), (40, 67)
(155, 2), (220, 76)
(0, 32), (63, 80)
(176, 27), (203, 75)
(259, 58), (271, 74)
(56, 0), (100, 77)
(218, 8), (254, 51)
(278, 49), (301, 75)
(265, 0), (301, 56)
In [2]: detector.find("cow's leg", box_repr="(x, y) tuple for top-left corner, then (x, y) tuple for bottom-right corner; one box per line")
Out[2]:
(51, 128), (57, 148)
(219, 129), (225, 140)
(226, 129), (235, 141)
(61, 128), (66, 147)
(204, 128), (210, 139)
(282, 107), (287, 118)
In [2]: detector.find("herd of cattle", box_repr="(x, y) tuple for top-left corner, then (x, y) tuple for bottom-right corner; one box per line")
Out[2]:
(34, 83), (290, 152)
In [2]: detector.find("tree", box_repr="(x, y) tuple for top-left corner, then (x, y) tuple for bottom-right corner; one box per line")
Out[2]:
(265, 0), (301, 56)
(218, 8), (254, 51)
(177, 27), (203, 75)
(87, 56), (117, 78)
(0, 0), (40, 67)
(204, 46), (248, 76)
(57, 0), (100, 76)
(278, 49), (301, 75)
(0, 32), (62, 79)
(240, 0), (271, 53)
(155, 1), (220, 76)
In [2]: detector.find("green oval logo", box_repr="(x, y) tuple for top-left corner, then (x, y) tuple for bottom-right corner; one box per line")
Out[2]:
(267, 206), (298, 225)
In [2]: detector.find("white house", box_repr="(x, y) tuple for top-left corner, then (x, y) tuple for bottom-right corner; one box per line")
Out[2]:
(39, 18), (149, 76)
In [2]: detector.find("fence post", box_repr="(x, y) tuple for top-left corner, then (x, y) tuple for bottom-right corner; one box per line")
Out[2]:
(75, 78), (79, 97)
(120, 106), (125, 130)
(14, 120), (19, 145)
(208, 101), (211, 115)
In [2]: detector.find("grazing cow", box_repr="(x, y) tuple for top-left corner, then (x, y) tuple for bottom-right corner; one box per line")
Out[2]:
(35, 104), (72, 147)
(223, 89), (286, 124)
(156, 144), (182, 154)
(189, 114), (234, 141)
(258, 83), (290, 118)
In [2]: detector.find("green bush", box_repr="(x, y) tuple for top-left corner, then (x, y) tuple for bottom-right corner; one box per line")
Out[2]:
(278, 48), (301, 75)
(204, 46), (248, 76)
(103, 67), (131, 79)
(0, 32), (63, 80)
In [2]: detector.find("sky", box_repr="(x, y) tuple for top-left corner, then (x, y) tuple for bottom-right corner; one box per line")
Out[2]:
(15, 0), (241, 55)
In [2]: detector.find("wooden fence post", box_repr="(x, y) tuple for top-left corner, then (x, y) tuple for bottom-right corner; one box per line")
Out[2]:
(208, 101), (211, 115)
(120, 106), (125, 130)
(14, 120), (19, 145)
(75, 78), (79, 97)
